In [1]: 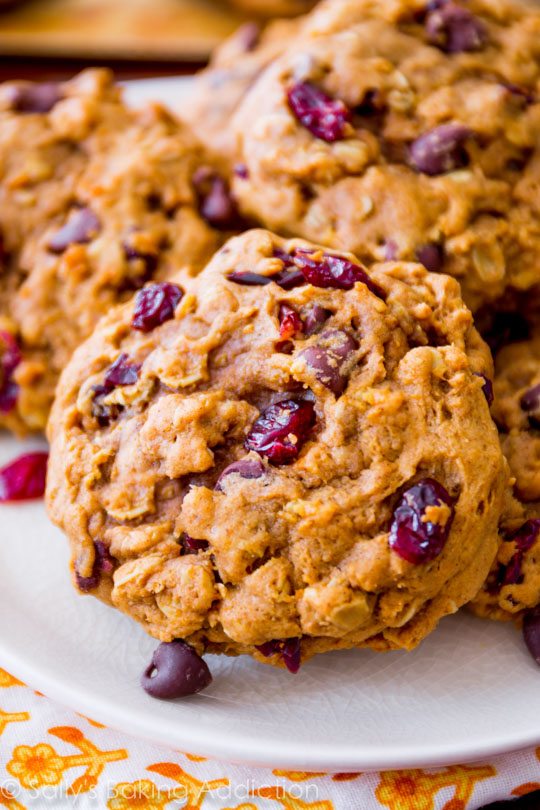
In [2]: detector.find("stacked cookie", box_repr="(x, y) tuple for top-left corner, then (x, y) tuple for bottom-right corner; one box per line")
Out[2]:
(2, 0), (539, 694)
(184, 0), (540, 639)
(0, 69), (233, 434)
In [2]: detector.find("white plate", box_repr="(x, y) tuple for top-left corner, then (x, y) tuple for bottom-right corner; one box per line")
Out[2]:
(1, 79), (539, 772)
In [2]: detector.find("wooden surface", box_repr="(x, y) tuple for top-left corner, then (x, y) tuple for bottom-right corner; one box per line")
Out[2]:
(0, 0), (246, 62)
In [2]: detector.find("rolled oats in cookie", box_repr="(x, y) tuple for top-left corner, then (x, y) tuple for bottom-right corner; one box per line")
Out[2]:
(46, 229), (509, 673)
(230, 0), (540, 313)
(0, 69), (223, 435)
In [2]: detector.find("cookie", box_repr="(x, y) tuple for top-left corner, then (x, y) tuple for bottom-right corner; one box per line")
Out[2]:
(46, 229), (508, 671)
(230, 0), (540, 313)
(182, 17), (300, 162)
(0, 70), (226, 434)
(470, 331), (540, 621)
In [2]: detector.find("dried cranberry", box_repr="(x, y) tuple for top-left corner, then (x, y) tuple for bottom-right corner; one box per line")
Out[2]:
(523, 607), (540, 667)
(389, 478), (455, 564)
(256, 637), (301, 673)
(75, 541), (115, 592)
(180, 533), (209, 554)
(287, 81), (352, 143)
(294, 251), (385, 297)
(245, 398), (315, 465)
(104, 354), (141, 388)
(0, 330), (21, 413)
(475, 373), (494, 407)
(425, 1), (487, 54)
(215, 458), (265, 491)
(520, 384), (540, 429)
(48, 207), (101, 253)
(298, 329), (358, 396)
(132, 282), (183, 332)
(416, 242), (444, 273)
(7, 82), (62, 114)
(0, 452), (48, 502)
(141, 640), (212, 699)
(278, 303), (304, 340)
(502, 519), (540, 586)
(409, 125), (472, 175)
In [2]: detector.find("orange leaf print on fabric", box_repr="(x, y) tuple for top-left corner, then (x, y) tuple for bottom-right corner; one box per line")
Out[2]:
(147, 762), (229, 808)
(107, 779), (171, 810)
(6, 726), (127, 793)
(272, 771), (326, 782)
(0, 670), (23, 689)
(251, 786), (333, 810)
(0, 787), (25, 810)
(512, 783), (540, 796)
(376, 764), (496, 810)
(0, 708), (29, 736)
(332, 773), (362, 781)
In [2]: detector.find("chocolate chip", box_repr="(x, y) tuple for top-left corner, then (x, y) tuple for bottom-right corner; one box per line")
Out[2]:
(425, 1), (487, 54)
(48, 207), (101, 253)
(7, 82), (63, 114)
(520, 383), (540, 429)
(298, 329), (358, 395)
(215, 459), (265, 491)
(141, 640), (212, 699)
(303, 305), (331, 336)
(416, 242), (445, 273)
(409, 125), (473, 175)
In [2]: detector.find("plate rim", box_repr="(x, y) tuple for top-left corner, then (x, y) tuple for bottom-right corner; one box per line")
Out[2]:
(1, 634), (539, 772)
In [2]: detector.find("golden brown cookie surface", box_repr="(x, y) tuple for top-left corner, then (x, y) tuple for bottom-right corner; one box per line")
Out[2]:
(46, 229), (509, 670)
(0, 70), (224, 434)
(230, 0), (540, 313)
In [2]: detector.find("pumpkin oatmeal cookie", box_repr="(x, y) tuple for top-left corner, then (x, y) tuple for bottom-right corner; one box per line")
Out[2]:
(470, 330), (540, 623)
(230, 0), (540, 313)
(0, 70), (225, 434)
(46, 229), (508, 672)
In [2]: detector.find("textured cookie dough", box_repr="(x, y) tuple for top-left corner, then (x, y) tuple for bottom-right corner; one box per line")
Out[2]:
(182, 17), (300, 162)
(0, 70), (223, 434)
(470, 331), (540, 622)
(228, 0), (315, 16)
(47, 229), (508, 669)
(230, 0), (540, 313)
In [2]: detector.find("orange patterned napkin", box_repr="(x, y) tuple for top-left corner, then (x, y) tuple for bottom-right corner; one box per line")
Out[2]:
(0, 666), (538, 809)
